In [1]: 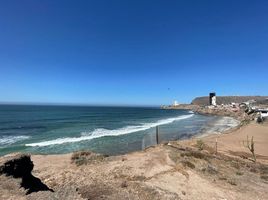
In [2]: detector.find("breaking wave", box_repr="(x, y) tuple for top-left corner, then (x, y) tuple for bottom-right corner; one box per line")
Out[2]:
(0, 135), (30, 146)
(25, 114), (194, 147)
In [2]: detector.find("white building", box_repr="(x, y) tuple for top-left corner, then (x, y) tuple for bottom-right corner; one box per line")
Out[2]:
(212, 96), (216, 106)
(173, 101), (179, 106)
(209, 93), (216, 106)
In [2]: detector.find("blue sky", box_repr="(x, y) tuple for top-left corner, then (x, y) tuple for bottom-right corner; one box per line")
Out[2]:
(0, 0), (267, 105)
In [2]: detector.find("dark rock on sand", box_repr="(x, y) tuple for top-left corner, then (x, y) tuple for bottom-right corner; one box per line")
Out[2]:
(0, 154), (53, 194)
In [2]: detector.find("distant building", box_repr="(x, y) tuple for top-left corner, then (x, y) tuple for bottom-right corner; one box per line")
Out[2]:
(173, 101), (179, 106)
(209, 93), (216, 106)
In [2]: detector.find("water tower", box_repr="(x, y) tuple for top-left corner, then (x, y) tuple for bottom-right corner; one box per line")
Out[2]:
(209, 92), (216, 106)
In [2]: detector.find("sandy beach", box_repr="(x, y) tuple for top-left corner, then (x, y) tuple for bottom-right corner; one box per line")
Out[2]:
(202, 122), (268, 164)
(1, 120), (268, 200)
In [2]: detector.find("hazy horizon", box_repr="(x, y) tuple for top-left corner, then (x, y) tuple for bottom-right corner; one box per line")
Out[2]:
(0, 101), (162, 107)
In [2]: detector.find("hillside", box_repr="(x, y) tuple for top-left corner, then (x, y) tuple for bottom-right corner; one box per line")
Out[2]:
(191, 96), (268, 106)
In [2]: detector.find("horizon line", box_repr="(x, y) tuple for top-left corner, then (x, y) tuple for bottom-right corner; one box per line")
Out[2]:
(0, 101), (164, 107)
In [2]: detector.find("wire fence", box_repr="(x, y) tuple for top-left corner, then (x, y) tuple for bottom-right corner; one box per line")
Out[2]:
(142, 126), (161, 150)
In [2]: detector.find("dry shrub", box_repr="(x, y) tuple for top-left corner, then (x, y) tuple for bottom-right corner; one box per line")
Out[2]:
(249, 167), (258, 173)
(196, 140), (204, 150)
(77, 184), (113, 199)
(206, 164), (218, 174)
(167, 148), (181, 163)
(181, 160), (195, 169)
(260, 175), (268, 181)
(218, 176), (227, 180)
(259, 165), (268, 175)
(128, 175), (146, 182)
(181, 150), (208, 160)
(71, 151), (108, 166)
(243, 136), (256, 162)
(174, 165), (189, 179)
(259, 165), (268, 182)
(231, 161), (241, 170)
(236, 171), (244, 176)
(120, 181), (128, 188)
(228, 178), (237, 186)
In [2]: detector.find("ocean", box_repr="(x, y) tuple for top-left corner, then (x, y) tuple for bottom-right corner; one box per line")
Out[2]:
(0, 105), (240, 156)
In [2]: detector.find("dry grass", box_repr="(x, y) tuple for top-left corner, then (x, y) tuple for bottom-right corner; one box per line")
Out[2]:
(181, 149), (210, 160)
(181, 160), (195, 169)
(196, 140), (205, 150)
(260, 175), (268, 181)
(164, 141), (268, 191)
(128, 175), (147, 182)
(77, 183), (114, 199)
(236, 171), (244, 176)
(227, 178), (237, 186)
(71, 151), (108, 166)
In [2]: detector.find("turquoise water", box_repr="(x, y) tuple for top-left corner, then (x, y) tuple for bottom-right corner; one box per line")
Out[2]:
(0, 105), (238, 156)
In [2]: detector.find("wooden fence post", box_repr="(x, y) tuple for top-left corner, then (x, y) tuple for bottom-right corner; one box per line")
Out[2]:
(156, 126), (159, 145)
(215, 138), (218, 155)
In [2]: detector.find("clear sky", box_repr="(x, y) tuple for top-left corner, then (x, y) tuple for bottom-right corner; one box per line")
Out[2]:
(0, 0), (267, 106)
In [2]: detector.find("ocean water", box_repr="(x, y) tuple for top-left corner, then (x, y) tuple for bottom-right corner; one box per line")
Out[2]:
(0, 105), (240, 156)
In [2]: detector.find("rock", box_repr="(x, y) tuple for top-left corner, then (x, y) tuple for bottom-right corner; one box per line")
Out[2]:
(121, 180), (128, 188)
(0, 154), (33, 178)
(0, 153), (53, 194)
(207, 164), (218, 174)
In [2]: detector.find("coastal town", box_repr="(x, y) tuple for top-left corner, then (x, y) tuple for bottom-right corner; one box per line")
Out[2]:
(163, 93), (268, 123)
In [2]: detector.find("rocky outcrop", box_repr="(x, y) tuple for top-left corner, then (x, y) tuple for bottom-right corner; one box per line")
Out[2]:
(192, 106), (254, 123)
(192, 96), (268, 106)
(0, 154), (53, 194)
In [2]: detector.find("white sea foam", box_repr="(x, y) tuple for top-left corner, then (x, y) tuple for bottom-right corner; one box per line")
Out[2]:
(0, 135), (30, 146)
(213, 117), (240, 127)
(201, 117), (240, 135)
(25, 114), (194, 147)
